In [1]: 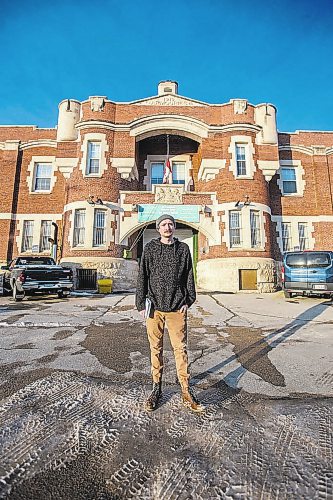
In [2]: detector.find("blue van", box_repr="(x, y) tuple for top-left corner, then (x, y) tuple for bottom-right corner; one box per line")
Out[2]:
(282, 251), (333, 299)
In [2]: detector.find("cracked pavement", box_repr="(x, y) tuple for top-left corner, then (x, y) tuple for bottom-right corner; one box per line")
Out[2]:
(0, 292), (332, 499)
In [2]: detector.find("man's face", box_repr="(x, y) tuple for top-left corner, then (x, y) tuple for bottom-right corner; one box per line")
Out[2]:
(158, 219), (175, 238)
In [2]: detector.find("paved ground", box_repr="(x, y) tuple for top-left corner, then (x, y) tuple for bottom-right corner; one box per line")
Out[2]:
(0, 291), (332, 499)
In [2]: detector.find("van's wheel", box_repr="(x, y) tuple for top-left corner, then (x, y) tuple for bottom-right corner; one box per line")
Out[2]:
(284, 291), (292, 298)
(13, 283), (24, 302)
(57, 291), (69, 299)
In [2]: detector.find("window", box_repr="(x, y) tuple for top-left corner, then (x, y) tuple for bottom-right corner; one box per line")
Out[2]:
(298, 223), (309, 251)
(22, 221), (34, 252)
(39, 220), (52, 252)
(34, 163), (52, 191)
(73, 209), (86, 246)
(93, 209), (106, 246)
(281, 167), (297, 194)
(307, 252), (330, 268)
(87, 141), (101, 174)
(172, 162), (185, 184)
(151, 162), (164, 184)
(250, 211), (261, 248)
(229, 211), (242, 247)
(282, 222), (292, 252)
(236, 144), (247, 176)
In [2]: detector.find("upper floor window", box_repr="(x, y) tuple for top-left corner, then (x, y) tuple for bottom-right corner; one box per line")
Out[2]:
(281, 167), (297, 194)
(39, 220), (52, 252)
(229, 211), (242, 247)
(87, 141), (101, 175)
(93, 209), (106, 246)
(22, 221), (34, 252)
(34, 163), (52, 191)
(172, 162), (185, 184)
(73, 209), (86, 246)
(250, 210), (261, 248)
(151, 162), (164, 184)
(282, 222), (292, 252)
(298, 222), (309, 250)
(235, 144), (247, 176)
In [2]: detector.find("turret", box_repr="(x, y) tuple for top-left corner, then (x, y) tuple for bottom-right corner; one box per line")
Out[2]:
(56, 99), (81, 141)
(255, 104), (278, 144)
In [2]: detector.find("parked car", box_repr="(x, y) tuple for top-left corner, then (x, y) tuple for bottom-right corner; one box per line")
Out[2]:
(1, 256), (73, 301)
(282, 251), (333, 299)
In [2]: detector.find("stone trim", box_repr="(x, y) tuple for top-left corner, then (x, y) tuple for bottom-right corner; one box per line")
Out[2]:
(110, 158), (138, 180)
(198, 159), (226, 181)
(66, 202), (115, 250)
(257, 160), (280, 182)
(79, 132), (109, 178)
(272, 215), (316, 252)
(221, 202), (269, 251)
(143, 154), (192, 191)
(56, 157), (78, 179)
(20, 140), (57, 150)
(277, 160), (305, 197)
(228, 136), (256, 179)
(15, 214), (61, 254)
(26, 156), (57, 194)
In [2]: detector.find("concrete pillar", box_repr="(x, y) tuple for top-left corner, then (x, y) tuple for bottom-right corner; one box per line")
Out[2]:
(255, 104), (278, 144)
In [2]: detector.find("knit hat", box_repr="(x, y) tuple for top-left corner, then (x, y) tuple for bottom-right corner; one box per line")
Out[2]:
(156, 214), (176, 229)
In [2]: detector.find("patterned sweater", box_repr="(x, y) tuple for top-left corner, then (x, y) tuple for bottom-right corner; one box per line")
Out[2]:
(135, 238), (196, 312)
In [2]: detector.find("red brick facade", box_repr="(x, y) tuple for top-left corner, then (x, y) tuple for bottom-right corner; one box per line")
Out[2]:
(1, 82), (332, 292)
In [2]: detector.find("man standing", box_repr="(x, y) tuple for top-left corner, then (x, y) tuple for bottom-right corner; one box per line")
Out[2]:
(136, 214), (204, 413)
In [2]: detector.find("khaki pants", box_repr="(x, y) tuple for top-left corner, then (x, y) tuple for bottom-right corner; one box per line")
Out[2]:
(146, 309), (190, 390)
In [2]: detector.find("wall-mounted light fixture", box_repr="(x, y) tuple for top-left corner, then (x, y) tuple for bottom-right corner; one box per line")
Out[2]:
(244, 195), (251, 206)
(87, 195), (95, 205)
(132, 204), (138, 212)
(95, 197), (104, 205)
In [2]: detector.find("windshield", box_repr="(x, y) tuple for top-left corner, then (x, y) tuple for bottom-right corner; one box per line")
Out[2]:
(15, 257), (56, 266)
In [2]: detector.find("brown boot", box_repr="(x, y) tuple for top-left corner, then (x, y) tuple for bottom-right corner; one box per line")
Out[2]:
(145, 382), (162, 412)
(181, 387), (205, 413)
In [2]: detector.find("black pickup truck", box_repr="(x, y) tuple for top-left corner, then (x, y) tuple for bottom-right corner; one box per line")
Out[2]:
(1, 256), (73, 301)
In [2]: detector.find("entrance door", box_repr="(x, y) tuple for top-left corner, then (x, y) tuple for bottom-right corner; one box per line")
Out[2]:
(143, 229), (194, 261)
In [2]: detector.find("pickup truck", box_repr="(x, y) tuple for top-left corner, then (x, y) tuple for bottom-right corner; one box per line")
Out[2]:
(1, 256), (73, 301)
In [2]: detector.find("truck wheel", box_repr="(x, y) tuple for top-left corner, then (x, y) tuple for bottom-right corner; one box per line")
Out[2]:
(284, 291), (292, 298)
(57, 291), (69, 299)
(13, 283), (24, 302)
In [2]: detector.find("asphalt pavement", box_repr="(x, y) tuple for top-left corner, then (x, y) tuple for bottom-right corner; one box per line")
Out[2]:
(0, 291), (332, 499)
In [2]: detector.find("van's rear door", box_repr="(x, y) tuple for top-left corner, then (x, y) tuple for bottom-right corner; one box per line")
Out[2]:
(284, 252), (308, 290)
(306, 252), (332, 292)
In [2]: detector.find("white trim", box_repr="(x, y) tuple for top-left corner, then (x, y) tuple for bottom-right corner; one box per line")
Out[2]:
(257, 160), (280, 182)
(26, 156), (57, 194)
(277, 160), (305, 196)
(56, 157), (78, 179)
(79, 132), (109, 178)
(228, 136), (256, 179)
(272, 216), (315, 252)
(111, 158), (138, 180)
(15, 215), (60, 254)
(67, 202), (115, 250)
(221, 202), (268, 251)
(143, 154), (192, 191)
(76, 118), (261, 138)
(20, 139), (57, 150)
(198, 159), (226, 181)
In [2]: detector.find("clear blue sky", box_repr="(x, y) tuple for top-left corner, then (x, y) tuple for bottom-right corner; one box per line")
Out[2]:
(1, 0), (333, 132)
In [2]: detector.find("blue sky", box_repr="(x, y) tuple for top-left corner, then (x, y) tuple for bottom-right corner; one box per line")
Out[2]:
(1, 0), (332, 132)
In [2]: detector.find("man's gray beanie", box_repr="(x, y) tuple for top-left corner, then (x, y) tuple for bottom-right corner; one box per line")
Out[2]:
(156, 214), (176, 229)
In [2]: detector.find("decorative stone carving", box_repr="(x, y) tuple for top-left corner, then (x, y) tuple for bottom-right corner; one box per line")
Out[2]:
(137, 96), (202, 106)
(90, 96), (107, 112)
(233, 99), (247, 114)
(312, 146), (326, 155)
(155, 186), (183, 204)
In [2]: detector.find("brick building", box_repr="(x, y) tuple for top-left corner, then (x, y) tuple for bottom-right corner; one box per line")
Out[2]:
(1, 81), (333, 292)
